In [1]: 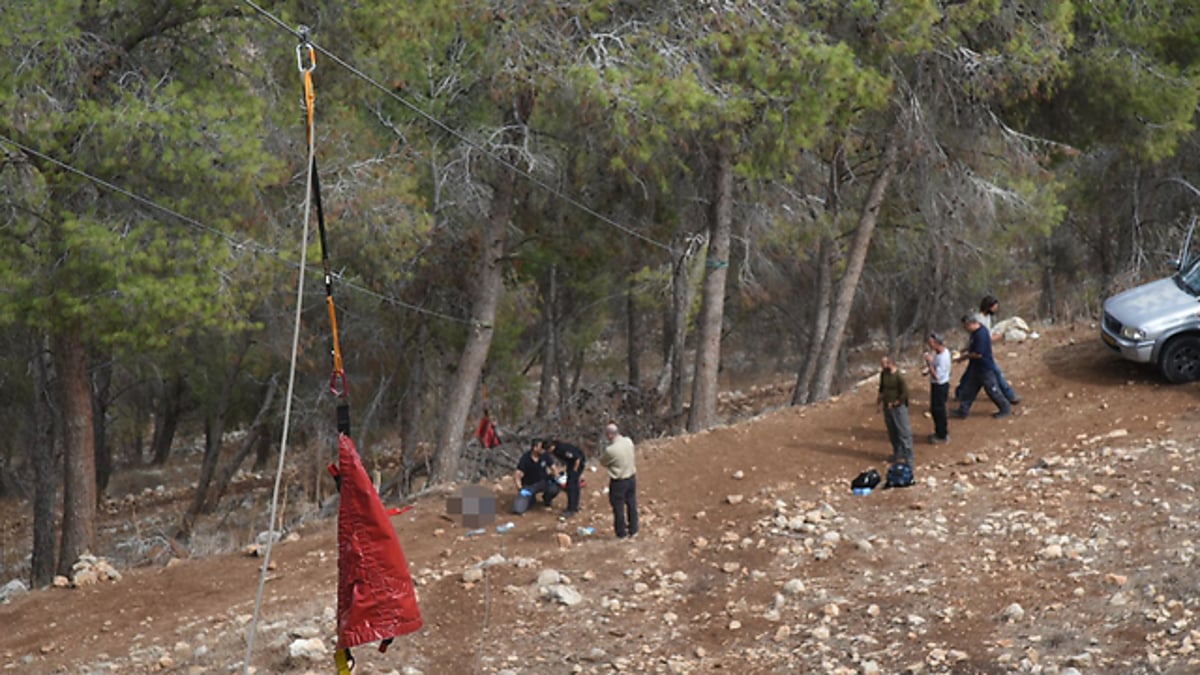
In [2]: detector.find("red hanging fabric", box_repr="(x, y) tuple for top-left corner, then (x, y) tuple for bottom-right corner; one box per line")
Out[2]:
(335, 434), (423, 650)
(475, 410), (502, 449)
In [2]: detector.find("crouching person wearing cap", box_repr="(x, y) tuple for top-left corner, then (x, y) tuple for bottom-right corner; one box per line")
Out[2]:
(512, 439), (560, 515)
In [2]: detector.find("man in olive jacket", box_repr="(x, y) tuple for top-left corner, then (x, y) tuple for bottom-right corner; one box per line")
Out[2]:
(877, 356), (913, 466)
(599, 422), (638, 539)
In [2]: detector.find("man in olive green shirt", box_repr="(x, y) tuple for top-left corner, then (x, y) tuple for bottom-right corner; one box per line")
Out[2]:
(877, 356), (913, 466)
(600, 422), (638, 538)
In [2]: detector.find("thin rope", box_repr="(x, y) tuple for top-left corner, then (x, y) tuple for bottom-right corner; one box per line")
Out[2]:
(240, 0), (675, 254)
(473, 539), (499, 675)
(241, 93), (317, 675)
(0, 132), (480, 327)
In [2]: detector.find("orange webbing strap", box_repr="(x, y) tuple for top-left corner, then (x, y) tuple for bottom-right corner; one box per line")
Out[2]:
(296, 31), (349, 408)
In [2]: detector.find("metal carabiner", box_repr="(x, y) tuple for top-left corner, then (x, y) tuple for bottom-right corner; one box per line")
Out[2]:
(295, 26), (316, 73)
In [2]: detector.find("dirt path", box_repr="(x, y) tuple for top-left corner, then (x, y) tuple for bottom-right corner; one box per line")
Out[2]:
(2, 324), (1199, 674)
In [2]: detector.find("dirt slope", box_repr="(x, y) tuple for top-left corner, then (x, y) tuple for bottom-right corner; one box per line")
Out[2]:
(3, 324), (1200, 674)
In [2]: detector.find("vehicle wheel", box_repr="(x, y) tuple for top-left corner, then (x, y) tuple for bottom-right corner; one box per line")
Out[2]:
(1160, 335), (1200, 383)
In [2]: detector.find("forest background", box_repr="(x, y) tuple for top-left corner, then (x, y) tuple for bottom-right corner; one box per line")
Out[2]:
(1, 0), (1198, 585)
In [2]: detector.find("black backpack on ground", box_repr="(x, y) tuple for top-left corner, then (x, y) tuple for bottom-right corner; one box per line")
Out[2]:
(885, 462), (914, 488)
(851, 468), (881, 490)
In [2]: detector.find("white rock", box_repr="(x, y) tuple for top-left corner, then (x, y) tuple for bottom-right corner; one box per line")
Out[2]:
(287, 637), (326, 662)
(783, 579), (806, 595)
(544, 584), (583, 606)
(732, 470), (745, 480)
(462, 568), (484, 584)
(1001, 603), (1025, 622)
(810, 625), (831, 640)
(1038, 544), (1064, 560)
(536, 569), (562, 588)
(726, 494), (744, 505)
(0, 579), (29, 602)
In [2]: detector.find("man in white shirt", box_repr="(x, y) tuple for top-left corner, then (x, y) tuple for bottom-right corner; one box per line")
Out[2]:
(923, 332), (952, 444)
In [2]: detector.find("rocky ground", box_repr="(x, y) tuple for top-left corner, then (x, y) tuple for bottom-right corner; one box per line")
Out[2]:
(2, 323), (1199, 674)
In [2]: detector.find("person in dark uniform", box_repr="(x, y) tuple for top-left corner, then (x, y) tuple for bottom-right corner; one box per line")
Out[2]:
(543, 439), (586, 518)
(512, 439), (559, 514)
(979, 295), (1021, 404)
(953, 314), (1012, 419)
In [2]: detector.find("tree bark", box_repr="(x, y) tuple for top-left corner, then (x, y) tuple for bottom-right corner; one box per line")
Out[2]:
(91, 355), (113, 497)
(661, 239), (695, 426)
(811, 136), (900, 402)
(394, 320), (428, 497)
(150, 374), (186, 465)
(429, 137), (515, 484)
(54, 323), (96, 576)
(626, 273), (641, 387)
(687, 142), (734, 432)
(206, 374), (279, 511)
(536, 265), (558, 418)
(792, 235), (834, 405)
(176, 333), (251, 541)
(30, 334), (59, 587)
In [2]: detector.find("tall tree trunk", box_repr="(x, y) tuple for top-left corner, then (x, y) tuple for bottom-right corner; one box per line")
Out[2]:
(55, 323), (96, 575)
(206, 374), (279, 511)
(394, 320), (428, 497)
(811, 136), (900, 402)
(150, 373), (186, 465)
(30, 334), (59, 587)
(662, 242), (694, 425)
(792, 235), (834, 405)
(626, 273), (641, 387)
(177, 334), (251, 541)
(687, 143), (734, 432)
(536, 265), (558, 418)
(91, 355), (113, 497)
(429, 141), (515, 484)
(794, 145), (843, 405)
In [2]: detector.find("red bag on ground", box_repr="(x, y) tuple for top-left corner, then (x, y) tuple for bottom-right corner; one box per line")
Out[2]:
(335, 434), (423, 650)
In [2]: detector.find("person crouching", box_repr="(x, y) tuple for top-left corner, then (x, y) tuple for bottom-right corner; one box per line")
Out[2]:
(512, 439), (560, 514)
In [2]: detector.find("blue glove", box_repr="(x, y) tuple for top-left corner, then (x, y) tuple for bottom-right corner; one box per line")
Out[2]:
(519, 488), (533, 498)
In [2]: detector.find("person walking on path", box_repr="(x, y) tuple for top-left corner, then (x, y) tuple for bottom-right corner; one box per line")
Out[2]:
(979, 295), (1021, 404)
(544, 439), (586, 518)
(599, 422), (638, 539)
(953, 314), (1013, 419)
(877, 356), (914, 466)
(923, 333), (952, 444)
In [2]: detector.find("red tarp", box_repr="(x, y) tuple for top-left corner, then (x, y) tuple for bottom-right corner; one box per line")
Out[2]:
(335, 434), (422, 650)
(474, 412), (501, 449)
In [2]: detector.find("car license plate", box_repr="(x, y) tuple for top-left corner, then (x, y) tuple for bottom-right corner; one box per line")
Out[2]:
(1102, 332), (1117, 348)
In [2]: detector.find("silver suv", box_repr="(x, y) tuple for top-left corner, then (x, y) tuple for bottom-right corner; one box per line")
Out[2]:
(1101, 220), (1200, 383)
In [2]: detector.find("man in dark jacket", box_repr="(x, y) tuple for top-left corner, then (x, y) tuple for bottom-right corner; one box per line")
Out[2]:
(544, 439), (586, 517)
(512, 439), (559, 514)
(953, 314), (1012, 419)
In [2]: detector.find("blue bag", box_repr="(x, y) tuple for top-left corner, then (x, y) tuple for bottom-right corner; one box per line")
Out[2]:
(885, 463), (914, 489)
